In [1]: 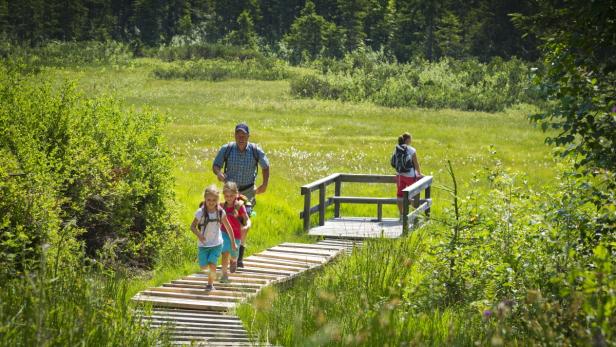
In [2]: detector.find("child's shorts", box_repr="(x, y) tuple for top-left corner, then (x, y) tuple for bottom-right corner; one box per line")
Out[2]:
(222, 232), (241, 258)
(198, 244), (222, 267)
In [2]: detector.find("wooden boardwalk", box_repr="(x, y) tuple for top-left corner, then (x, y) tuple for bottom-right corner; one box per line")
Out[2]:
(307, 217), (404, 239)
(133, 239), (362, 346)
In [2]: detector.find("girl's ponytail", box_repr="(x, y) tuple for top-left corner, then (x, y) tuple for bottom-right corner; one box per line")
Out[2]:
(399, 132), (411, 145)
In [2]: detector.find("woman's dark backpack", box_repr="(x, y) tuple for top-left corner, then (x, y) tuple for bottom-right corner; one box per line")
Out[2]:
(390, 145), (413, 173)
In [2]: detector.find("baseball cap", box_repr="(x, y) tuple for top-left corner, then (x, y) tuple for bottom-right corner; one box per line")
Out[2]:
(235, 123), (250, 134)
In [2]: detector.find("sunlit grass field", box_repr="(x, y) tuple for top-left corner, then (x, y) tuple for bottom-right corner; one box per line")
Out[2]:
(49, 59), (556, 344)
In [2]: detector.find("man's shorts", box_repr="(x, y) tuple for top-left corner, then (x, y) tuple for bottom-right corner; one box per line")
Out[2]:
(396, 175), (419, 198)
(239, 185), (256, 208)
(198, 244), (222, 267)
(222, 232), (241, 258)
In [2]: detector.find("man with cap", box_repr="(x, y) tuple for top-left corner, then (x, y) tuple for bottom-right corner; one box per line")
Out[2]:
(212, 123), (270, 266)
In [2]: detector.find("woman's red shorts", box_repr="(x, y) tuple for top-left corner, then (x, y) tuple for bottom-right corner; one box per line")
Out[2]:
(396, 175), (419, 197)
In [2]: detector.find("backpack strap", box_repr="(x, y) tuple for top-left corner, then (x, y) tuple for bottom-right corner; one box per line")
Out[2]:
(199, 207), (224, 232)
(222, 142), (234, 174)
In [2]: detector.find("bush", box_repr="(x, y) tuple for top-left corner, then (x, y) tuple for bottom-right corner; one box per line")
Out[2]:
(0, 41), (133, 68)
(152, 58), (290, 81)
(291, 52), (537, 112)
(0, 64), (179, 273)
(154, 43), (262, 61)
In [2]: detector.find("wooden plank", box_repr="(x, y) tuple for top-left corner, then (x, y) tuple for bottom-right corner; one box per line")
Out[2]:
(182, 276), (266, 287)
(257, 251), (326, 264)
(141, 290), (241, 302)
(170, 335), (251, 343)
(301, 173), (340, 193)
(272, 244), (342, 253)
(244, 255), (313, 268)
(143, 315), (243, 326)
(146, 321), (246, 331)
(170, 280), (258, 292)
(138, 308), (228, 317)
(280, 242), (346, 251)
(186, 275), (268, 285)
(264, 249), (331, 259)
(337, 173), (396, 183)
(202, 270), (286, 281)
(167, 330), (248, 337)
(139, 311), (242, 325)
(151, 286), (244, 297)
(330, 196), (398, 204)
(233, 266), (304, 276)
(269, 245), (339, 256)
(133, 295), (235, 311)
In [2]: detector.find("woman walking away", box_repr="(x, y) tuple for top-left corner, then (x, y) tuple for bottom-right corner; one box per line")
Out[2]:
(220, 182), (250, 281)
(190, 184), (236, 291)
(391, 132), (423, 216)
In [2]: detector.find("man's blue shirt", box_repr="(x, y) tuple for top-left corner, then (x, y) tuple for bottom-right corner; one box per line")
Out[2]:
(213, 142), (269, 187)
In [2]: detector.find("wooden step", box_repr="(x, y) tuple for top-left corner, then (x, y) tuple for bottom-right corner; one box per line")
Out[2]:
(242, 255), (313, 268)
(141, 290), (241, 302)
(257, 251), (326, 264)
(186, 275), (269, 285)
(268, 246), (340, 257)
(280, 242), (346, 251)
(133, 294), (235, 311)
(150, 286), (244, 298)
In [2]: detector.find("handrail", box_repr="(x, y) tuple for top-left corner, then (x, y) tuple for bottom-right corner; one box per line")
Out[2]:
(300, 173), (433, 234)
(300, 173), (340, 193)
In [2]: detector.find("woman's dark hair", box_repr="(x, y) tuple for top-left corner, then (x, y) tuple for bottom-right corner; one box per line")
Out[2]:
(398, 132), (411, 145)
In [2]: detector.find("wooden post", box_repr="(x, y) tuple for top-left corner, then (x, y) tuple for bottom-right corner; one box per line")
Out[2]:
(413, 193), (420, 209)
(334, 179), (341, 218)
(377, 203), (383, 221)
(303, 190), (311, 232)
(402, 191), (410, 235)
(425, 186), (431, 217)
(319, 184), (326, 226)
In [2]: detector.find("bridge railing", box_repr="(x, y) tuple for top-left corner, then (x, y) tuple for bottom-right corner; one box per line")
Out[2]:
(300, 173), (433, 235)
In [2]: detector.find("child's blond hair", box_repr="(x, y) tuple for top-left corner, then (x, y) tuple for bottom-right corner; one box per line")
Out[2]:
(223, 181), (239, 194)
(204, 184), (220, 198)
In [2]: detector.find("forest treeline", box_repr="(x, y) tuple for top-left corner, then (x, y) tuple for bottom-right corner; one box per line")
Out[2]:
(1, 0), (539, 62)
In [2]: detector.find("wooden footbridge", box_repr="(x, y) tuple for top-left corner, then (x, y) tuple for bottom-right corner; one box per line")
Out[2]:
(133, 174), (432, 346)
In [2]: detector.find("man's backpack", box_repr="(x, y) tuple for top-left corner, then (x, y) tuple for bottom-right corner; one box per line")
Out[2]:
(390, 145), (413, 173)
(222, 142), (260, 176)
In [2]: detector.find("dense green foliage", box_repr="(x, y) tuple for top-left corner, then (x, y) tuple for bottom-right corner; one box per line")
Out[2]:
(291, 51), (536, 112)
(514, 0), (616, 244)
(240, 158), (615, 346)
(2, 0), (538, 62)
(152, 58), (290, 81)
(0, 63), (181, 344)
(0, 64), (179, 273)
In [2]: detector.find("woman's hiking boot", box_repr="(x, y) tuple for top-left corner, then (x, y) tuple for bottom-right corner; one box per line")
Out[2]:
(230, 260), (237, 273)
(220, 274), (230, 283)
(237, 245), (245, 268)
(204, 284), (215, 291)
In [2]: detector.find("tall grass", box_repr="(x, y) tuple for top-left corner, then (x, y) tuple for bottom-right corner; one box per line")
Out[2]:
(237, 234), (483, 346)
(0, 261), (169, 346)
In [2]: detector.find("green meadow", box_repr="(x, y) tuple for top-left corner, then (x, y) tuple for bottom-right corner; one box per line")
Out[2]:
(44, 59), (559, 345)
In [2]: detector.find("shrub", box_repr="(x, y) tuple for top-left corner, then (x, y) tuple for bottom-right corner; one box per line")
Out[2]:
(0, 41), (133, 68)
(155, 43), (262, 62)
(0, 63), (179, 273)
(291, 52), (537, 112)
(152, 58), (290, 81)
